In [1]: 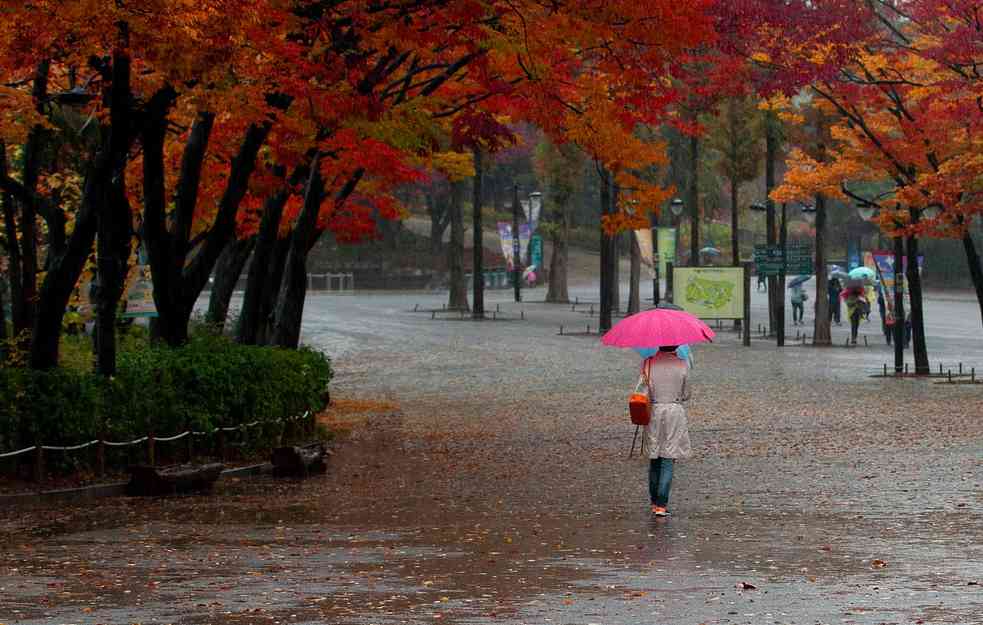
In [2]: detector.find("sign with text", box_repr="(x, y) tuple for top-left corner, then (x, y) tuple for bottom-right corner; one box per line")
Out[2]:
(673, 267), (745, 319)
(754, 243), (813, 276)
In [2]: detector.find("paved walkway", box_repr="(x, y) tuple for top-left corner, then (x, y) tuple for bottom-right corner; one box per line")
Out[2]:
(1, 286), (981, 624)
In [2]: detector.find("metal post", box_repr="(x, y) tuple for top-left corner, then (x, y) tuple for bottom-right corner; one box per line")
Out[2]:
(742, 262), (752, 347)
(666, 262), (675, 303)
(777, 203), (787, 347)
(512, 184), (522, 303)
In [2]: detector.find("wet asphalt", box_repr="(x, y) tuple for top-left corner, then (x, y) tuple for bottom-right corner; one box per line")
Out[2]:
(0, 283), (980, 625)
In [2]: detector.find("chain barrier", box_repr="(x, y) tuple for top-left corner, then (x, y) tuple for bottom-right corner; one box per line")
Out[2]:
(0, 411), (313, 459)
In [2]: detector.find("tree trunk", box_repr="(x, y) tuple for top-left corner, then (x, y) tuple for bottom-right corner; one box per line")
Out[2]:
(206, 236), (256, 332)
(961, 232), (983, 329)
(688, 133), (700, 267)
(238, 192), (288, 344)
(271, 163), (363, 348)
(906, 231), (929, 374)
(628, 233), (641, 314)
(812, 193), (831, 345)
(546, 199), (570, 304)
(17, 61), (50, 343)
(731, 177), (741, 329)
(776, 203), (787, 347)
(0, 270), (6, 351)
(258, 238), (290, 345)
(471, 147), (485, 318)
(29, 163), (100, 369)
(428, 192), (449, 257)
(765, 114), (778, 334)
(0, 143), (26, 337)
(94, 42), (133, 377)
(611, 184), (621, 311)
(272, 157), (324, 349)
(599, 167), (614, 332)
(447, 180), (469, 311)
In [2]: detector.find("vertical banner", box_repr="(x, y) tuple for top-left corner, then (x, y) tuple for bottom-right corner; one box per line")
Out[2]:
(656, 227), (677, 279)
(634, 228), (656, 279)
(518, 223), (531, 264)
(497, 222), (514, 270)
(498, 222), (532, 270)
(673, 267), (744, 319)
(530, 235), (543, 270)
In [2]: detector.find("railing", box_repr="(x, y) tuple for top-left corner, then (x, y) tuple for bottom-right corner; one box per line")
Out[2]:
(307, 272), (354, 291)
(0, 411), (315, 484)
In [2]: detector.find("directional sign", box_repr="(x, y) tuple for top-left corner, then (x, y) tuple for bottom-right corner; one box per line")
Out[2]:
(754, 243), (813, 276)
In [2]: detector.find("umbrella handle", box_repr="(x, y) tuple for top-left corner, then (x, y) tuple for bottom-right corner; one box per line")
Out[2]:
(628, 425), (640, 458)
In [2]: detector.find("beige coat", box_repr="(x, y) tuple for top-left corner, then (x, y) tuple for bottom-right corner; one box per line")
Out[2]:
(640, 353), (692, 459)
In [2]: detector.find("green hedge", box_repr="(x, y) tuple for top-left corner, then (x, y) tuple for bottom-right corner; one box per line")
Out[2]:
(0, 335), (332, 454)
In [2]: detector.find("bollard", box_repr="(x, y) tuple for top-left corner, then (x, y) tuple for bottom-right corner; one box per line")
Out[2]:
(905, 363), (909, 374)
(959, 362), (963, 374)
(972, 368), (976, 383)
(217, 429), (227, 462)
(96, 437), (106, 477)
(883, 364), (888, 376)
(34, 444), (44, 485)
(497, 303), (501, 313)
(939, 362), (943, 375)
(147, 433), (156, 467)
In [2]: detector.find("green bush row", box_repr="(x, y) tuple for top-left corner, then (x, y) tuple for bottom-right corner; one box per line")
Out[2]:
(0, 335), (332, 453)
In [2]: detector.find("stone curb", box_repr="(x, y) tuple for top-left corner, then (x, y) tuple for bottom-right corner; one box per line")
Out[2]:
(0, 463), (273, 508)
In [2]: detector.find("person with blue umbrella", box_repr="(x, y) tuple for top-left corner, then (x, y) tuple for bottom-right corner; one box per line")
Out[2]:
(787, 275), (811, 326)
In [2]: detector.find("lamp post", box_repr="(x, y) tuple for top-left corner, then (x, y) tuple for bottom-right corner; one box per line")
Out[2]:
(663, 198), (685, 303)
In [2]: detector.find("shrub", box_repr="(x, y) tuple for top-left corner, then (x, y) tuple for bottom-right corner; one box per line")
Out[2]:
(0, 335), (332, 466)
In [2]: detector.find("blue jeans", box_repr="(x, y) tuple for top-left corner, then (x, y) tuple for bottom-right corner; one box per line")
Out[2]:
(649, 458), (674, 507)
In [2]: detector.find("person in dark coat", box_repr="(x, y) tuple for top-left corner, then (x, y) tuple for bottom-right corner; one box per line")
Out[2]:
(828, 278), (842, 325)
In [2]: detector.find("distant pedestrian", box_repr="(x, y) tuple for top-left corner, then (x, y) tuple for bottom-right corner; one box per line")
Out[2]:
(640, 347), (692, 517)
(828, 278), (842, 325)
(790, 283), (808, 325)
(757, 272), (767, 292)
(843, 286), (869, 345)
(877, 286), (890, 343)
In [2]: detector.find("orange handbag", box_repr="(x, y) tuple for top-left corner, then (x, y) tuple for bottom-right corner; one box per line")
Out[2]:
(629, 375), (650, 426)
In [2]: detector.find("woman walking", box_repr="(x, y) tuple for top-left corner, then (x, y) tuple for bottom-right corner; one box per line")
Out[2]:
(641, 346), (691, 516)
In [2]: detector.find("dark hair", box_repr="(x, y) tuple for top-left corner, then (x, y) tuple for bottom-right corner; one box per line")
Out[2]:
(658, 345), (678, 352)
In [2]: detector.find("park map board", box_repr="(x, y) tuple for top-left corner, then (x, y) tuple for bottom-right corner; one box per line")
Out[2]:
(674, 267), (745, 320)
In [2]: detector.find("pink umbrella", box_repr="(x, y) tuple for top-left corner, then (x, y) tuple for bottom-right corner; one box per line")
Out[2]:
(601, 308), (715, 348)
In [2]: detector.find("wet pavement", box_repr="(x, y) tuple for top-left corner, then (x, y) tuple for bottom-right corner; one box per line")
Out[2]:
(1, 284), (981, 624)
